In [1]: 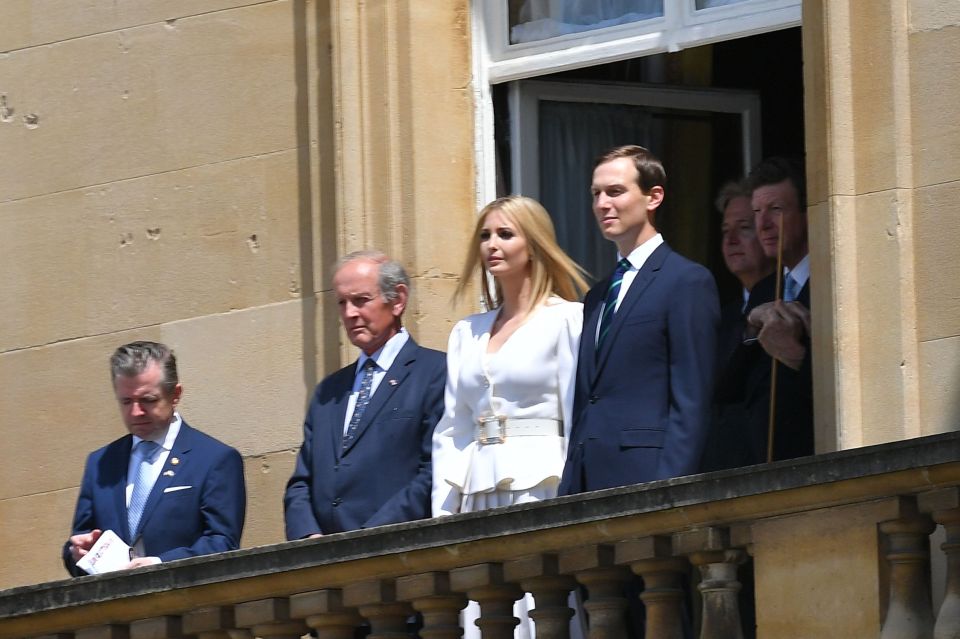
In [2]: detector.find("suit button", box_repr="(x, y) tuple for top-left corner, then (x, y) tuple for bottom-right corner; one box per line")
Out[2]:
(589, 395), (598, 404)
(332, 498), (342, 507)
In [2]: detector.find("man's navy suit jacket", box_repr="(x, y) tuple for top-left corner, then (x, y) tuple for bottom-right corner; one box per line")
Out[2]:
(63, 421), (246, 576)
(284, 338), (445, 538)
(714, 271), (814, 462)
(559, 242), (720, 494)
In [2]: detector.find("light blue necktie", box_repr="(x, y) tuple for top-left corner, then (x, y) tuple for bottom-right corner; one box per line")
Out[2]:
(597, 258), (632, 354)
(128, 440), (160, 539)
(342, 359), (377, 451)
(784, 274), (801, 302)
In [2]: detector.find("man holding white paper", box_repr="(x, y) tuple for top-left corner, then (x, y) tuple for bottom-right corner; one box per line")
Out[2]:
(63, 341), (246, 575)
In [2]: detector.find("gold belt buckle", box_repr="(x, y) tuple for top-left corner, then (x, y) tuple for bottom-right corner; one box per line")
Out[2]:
(478, 414), (507, 444)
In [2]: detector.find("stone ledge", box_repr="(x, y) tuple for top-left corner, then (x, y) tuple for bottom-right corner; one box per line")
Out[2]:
(2, 430), (958, 622)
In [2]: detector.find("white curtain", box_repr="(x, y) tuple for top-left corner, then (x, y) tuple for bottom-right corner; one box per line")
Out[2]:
(511, 0), (664, 43)
(536, 100), (656, 281)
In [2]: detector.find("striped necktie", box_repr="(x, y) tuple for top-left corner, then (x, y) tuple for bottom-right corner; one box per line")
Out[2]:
(597, 258), (632, 354)
(128, 440), (160, 538)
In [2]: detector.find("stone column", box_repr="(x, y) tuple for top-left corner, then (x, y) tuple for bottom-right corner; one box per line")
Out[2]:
(450, 563), (523, 639)
(505, 554), (578, 639)
(291, 589), (363, 639)
(560, 544), (632, 638)
(183, 606), (247, 639)
(234, 598), (308, 639)
(343, 579), (415, 639)
(879, 507), (936, 639)
(396, 571), (468, 639)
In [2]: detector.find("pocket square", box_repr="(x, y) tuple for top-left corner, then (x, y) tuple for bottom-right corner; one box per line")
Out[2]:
(163, 485), (192, 493)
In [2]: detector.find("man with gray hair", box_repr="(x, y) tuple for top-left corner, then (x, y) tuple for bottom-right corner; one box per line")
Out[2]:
(284, 251), (445, 537)
(64, 341), (246, 575)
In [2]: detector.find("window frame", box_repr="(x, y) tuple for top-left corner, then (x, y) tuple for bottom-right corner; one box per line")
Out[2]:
(508, 79), (762, 200)
(479, 0), (801, 83)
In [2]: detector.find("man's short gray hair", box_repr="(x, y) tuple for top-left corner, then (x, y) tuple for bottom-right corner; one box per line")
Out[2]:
(110, 341), (179, 394)
(334, 250), (411, 302)
(714, 180), (751, 215)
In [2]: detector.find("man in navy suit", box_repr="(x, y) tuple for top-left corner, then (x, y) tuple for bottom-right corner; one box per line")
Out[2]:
(560, 145), (719, 495)
(738, 157), (814, 461)
(64, 341), (246, 575)
(284, 251), (445, 538)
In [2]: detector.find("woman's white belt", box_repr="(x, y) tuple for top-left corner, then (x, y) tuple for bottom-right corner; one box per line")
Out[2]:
(475, 416), (562, 444)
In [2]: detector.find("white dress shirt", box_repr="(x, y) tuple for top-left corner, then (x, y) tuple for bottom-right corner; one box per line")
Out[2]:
(126, 413), (181, 508)
(343, 328), (410, 434)
(595, 232), (664, 343)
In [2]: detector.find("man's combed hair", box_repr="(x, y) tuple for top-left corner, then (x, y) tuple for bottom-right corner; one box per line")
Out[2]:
(593, 144), (667, 193)
(746, 156), (807, 209)
(334, 250), (411, 302)
(110, 341), (179, 393)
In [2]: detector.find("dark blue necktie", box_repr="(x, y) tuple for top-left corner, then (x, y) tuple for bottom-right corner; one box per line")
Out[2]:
(342, 359), (377, 451)
(597, 258), (631, 353)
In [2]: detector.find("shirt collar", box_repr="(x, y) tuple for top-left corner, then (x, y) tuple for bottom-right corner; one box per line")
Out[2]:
(785, 253), (811, 288)
(619, 233), (664, 271)
(131, 412), (182, 451)
(357, 327), (409, 375)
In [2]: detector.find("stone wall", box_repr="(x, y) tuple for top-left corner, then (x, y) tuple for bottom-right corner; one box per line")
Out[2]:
(0, 0), (475, 589)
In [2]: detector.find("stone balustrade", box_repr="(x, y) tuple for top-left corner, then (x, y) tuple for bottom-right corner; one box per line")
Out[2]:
(4, 432), (960, 639)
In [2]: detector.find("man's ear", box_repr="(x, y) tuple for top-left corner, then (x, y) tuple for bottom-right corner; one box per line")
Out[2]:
(646, 185), (665, 211)
(391, 284), (409, 318)
(170, 383), (183, 406)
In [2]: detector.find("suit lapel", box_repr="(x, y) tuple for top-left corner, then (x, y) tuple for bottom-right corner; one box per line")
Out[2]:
(593, 243), (670, 379)
(341, 340), (419, 455)
(580, 285), (603, 385)
(134, 422), (193, 539)
(329, 364), (357, 454)
(116, 437), (134, 542)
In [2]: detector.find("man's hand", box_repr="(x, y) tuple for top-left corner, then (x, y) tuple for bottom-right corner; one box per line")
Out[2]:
(748, 301), (810, 370)
(69, 529), (102, 562)
(124, 557), (161, 569)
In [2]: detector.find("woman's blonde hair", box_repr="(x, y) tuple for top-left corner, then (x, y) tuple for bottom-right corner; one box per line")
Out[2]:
(454, 195), (589, 313)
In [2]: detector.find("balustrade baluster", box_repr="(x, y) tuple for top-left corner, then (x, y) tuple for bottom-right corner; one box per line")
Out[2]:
(919, 488), (960, 639)
(130, 616), (183, 639)
(75, 626), (128, 639)
(450, 564), (523, 639)
(396, 572), (467, 639)
(183, 606), (246, 639)
(343, 579), (415, 639)
(673, 527), (746, 639)
(291, 589), (362, 639)
(504, 554), (577, 639)
(560, 545), (631, 639)
(617, 536), (687, 639)
(880, 499), (936, 639)
(235, 598), (308, 639)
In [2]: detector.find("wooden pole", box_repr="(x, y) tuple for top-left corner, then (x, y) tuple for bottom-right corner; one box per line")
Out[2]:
(766, 218), (785, 463)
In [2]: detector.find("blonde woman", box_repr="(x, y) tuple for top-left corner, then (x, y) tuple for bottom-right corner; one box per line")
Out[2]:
(432, 195), (588, 638)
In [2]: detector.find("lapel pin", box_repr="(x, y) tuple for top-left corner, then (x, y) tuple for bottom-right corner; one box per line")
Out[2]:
(163, 470), (175, 477)
(388, 379), (399, 386)
(171, 457), (180, 465)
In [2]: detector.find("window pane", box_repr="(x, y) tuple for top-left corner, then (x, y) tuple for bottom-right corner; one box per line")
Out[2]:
(695, 0), (750, 9)
(509, 0), (664, 44)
